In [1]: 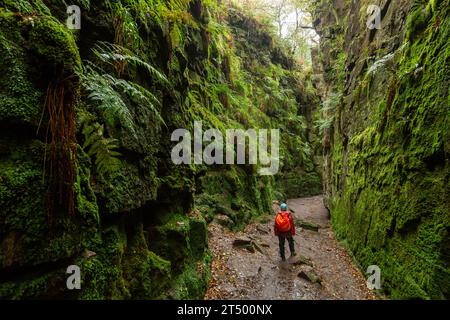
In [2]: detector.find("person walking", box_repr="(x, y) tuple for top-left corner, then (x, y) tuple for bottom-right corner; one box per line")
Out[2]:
(274, 203), (296, 261)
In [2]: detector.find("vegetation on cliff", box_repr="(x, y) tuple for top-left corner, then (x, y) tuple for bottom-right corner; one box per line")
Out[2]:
(0, 0), (320, 299)
(314, 0), (449, 299)
(0, 0), (448, 301)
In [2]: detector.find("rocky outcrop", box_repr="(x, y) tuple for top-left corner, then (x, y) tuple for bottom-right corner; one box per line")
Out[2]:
(0, 1), (320, 299)
(313, 0), (449, 299)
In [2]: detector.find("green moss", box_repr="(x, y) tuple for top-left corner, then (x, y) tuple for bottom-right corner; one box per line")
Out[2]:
(75, 148), (99, 224)
(122, 249), (171, 299)
(0, 11), (42, 124)
(1, 0), (53, 15)
(96, 160), (160, 214)
(189, 216), (208, 260)
(0, 0), (320, 300)
(145, 211), (211, 298)
(168, 251), (211, 300)
(0, 9), (81, 125)
(80, 261), (126, 300)
(405, 0), (435, 42)
(0, 268), (69, 299)
(148, 214), (192, 273)
(28, 16), (81, 70)
(195, 167), (275, 230)
(78, 225), (128, 299)
(279, 171), (322, 198)
(2, 0), (33, 13)
(0, 142), (47, 266)
(325, 1), (450, 299)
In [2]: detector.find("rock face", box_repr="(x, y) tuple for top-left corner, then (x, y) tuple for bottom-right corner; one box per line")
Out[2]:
(313, 0), (449, 299)
(0, 1), (320, 299)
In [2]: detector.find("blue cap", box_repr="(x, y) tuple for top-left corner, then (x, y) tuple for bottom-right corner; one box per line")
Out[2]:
(280, 203), (287, 211)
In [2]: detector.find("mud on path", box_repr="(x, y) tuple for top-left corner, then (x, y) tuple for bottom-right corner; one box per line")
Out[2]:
(205, 196), (376, 300)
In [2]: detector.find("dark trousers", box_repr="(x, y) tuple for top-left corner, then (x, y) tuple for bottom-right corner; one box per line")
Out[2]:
(278, 233), (295, 260)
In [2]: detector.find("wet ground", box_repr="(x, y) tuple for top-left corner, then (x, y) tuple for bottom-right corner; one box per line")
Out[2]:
(205, 196), (377, 300)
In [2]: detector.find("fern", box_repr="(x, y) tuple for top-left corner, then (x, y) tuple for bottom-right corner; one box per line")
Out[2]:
(366, 43), (408, 77)
(315, 116), (335, 135)
(105, 0), (143, 52)
(367, 52), (396, 76)
(103, 73), (165, 124)
(321, 92), (342, 112)
(79, 64), (136, 133)
(92, 42), (167, 124)
(93, 42), (169, 85)
(314, 92), (341, 134)
(79, 41), (168, 135)
(79, 112), (121, 177)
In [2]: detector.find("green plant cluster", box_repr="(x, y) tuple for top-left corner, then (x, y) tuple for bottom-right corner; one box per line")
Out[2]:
(0, 0), (321, 299)
(314, 0), (449, 299)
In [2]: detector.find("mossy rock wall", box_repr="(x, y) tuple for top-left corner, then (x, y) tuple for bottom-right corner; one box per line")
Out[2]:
(313, 0), (449, 299)
(0, 1), (320, 298)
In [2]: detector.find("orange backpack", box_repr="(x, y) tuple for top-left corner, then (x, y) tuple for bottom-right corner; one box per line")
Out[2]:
(275, 212), (291, 233)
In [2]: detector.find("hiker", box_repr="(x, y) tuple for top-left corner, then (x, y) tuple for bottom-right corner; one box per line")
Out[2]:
(274, 203), (296, 261)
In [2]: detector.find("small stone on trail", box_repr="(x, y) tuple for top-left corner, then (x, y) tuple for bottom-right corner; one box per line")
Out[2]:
(233, 237), (252, 247)
(296, 219), (320, 232)
(215, 214), (235, 228)
(246, 245), (255, 253)
(256, 225), (270, 234)
(292, 255), (313, 267)
(298, 268), (322, 285)
(253, 242), (265, 254)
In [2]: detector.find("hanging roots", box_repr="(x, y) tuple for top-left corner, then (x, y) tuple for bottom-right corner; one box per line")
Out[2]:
(43, 77), (77, 225)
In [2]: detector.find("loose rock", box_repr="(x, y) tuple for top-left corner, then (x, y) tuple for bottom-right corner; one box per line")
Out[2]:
(295, 219), (320, 232)
(298, 268), (322, 285)
(292, 255), (313, 267)
(215, 214), (235, 228)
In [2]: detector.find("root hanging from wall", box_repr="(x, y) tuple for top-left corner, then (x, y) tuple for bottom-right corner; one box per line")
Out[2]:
(43, 77), (78, 224)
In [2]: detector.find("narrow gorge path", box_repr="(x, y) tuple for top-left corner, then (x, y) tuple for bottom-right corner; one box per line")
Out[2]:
(205, 196), (377, 300)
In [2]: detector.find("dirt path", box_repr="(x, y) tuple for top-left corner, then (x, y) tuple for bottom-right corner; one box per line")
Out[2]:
(205, 196), (377, 300)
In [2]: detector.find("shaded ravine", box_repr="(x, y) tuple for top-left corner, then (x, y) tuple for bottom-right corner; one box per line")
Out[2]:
(205, 196), (377, 300)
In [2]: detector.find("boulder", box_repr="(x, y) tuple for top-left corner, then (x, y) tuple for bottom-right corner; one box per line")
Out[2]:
(214, 214), (235, 228)
(295, 219), (320, 232)
(232, 237), (252, 247)
(292, 255), (313, 267)
(298, 268), (322, 285)
(256, 225), (270, 234)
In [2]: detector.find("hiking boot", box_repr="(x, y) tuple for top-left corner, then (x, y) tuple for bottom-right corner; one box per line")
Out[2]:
(281, 256), (286, 262)
(290, 252), (297, 258)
